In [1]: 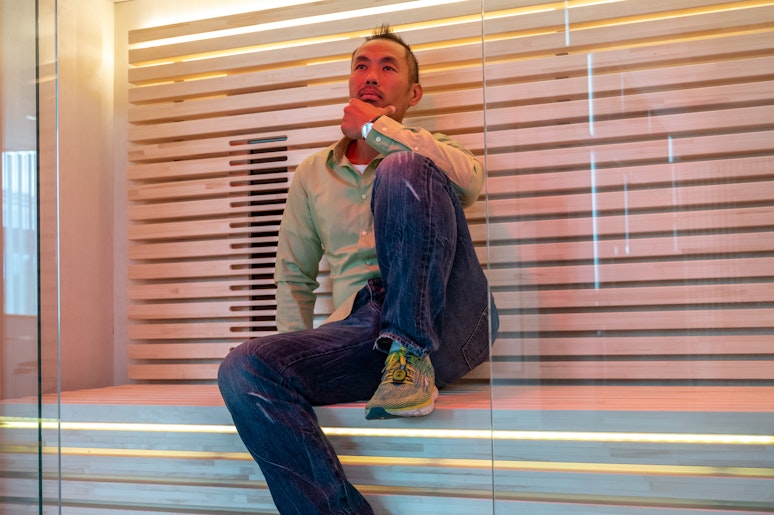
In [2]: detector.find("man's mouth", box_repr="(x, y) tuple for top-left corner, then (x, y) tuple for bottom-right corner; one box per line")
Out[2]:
(359, 88), (382, 103)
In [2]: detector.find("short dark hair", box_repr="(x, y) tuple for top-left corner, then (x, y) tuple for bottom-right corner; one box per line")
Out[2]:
(358, 24), (420, 84)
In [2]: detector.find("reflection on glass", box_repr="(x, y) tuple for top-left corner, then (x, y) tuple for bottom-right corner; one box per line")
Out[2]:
(2, 150), (38, 316)
(1, 1), (44, 513)
(484, 0), (774, 513)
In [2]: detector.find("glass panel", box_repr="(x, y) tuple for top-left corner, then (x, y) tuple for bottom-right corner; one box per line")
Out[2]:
(45, 1), (496, 513)
(483, 1), (774, 513)
(37, 1), (62, 512)
(1, 0), (60, 513)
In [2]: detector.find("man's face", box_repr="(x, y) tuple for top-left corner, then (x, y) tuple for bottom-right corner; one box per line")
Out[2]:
(349, 38), (422, 122)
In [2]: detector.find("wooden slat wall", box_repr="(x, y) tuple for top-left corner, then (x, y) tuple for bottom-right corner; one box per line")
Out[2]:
(126, 0), (774, 383)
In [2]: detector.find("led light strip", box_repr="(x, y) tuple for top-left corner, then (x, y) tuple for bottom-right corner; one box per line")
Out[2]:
(131, 0), (470, 49)
(132, 0), (773, 51)
(129, 0), (627, 65)
(133, 0), (629, 49)
(2, 417), (772, 445)
(2, 444), (773, 478)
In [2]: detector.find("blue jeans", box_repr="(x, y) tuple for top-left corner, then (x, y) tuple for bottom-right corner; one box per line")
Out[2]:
(218, 152), (498, 514)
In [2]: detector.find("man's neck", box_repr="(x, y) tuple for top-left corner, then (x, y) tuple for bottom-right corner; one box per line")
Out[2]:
(346, 139), (379, 165)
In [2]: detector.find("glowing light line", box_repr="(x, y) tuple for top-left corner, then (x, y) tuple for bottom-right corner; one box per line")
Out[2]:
(2, 418), (772, 445)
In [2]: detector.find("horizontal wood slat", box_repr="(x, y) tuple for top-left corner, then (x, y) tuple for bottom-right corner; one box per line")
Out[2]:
(499, 308), (774, 333)
(128, 279), (275, 301)
(126, 359), (774, 382)
(478, 180), (774, 220)
(494, 283), (774, 310)
(473, 206), (774, 242)
(486, 360), (774, 381)
(128, 322), (275, 341)
(127, 1), (774, 383)
(477, 232), (774, 265)
(491, 335), (774, 357)
(125, 334), (773, 361)
(482, 156), (774, 196)
(488, 257), (774, 287)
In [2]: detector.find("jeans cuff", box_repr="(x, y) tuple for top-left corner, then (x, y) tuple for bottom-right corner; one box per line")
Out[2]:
(373, 333), (426, 357)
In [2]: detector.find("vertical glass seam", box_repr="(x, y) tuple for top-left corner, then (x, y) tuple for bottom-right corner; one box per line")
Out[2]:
(480, 0), (496, 513)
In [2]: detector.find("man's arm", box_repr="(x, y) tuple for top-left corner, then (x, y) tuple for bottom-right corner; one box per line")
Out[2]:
(366, 116), (484, 207)
(274, 165), (324, 332)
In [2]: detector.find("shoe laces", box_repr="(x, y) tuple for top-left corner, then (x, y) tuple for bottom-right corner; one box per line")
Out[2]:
(384, 347), (416, 384)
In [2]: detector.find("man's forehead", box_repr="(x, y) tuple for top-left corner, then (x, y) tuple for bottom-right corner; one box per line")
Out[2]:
(353, 39), (406, 61)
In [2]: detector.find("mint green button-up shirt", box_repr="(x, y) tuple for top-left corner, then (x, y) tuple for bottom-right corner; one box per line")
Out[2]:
(274, 116), (484, 332)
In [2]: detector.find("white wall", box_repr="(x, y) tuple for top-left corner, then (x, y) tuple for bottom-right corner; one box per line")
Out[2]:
(55, 0), (117, 391)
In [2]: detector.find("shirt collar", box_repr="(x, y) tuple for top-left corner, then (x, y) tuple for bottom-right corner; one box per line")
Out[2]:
(327, 137), (383, 177)
(328, 137), (351, 168)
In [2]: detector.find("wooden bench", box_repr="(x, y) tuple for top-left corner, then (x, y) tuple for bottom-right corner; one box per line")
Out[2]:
(3, 384), (774, 514)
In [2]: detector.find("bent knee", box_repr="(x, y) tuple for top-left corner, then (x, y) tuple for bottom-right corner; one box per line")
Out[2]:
(217, 338), (286, 389)
(375, 151), (432, 181)
(216, 345), (241, 389)
(217, 341), (259, 388)
(379, 150), (421, 167)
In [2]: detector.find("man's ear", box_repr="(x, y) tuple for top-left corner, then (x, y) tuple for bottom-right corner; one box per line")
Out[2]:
(409, 83), (423, 106)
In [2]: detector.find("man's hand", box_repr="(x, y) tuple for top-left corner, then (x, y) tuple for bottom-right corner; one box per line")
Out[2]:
(341, 99), (396, 140)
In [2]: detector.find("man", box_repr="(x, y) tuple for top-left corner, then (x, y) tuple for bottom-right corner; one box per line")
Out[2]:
(218, 25), (498, 514)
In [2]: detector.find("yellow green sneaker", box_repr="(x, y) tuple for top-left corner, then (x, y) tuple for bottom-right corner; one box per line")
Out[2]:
(365, 345), (438, 420)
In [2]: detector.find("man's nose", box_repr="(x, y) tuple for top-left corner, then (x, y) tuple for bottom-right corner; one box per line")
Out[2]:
(365, 71), (378, 84)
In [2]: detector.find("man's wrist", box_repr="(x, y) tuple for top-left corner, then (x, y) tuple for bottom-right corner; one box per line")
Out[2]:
(360, 115), (382, 139)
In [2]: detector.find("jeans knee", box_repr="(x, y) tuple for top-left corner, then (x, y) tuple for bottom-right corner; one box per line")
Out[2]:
(218, 338), (285, 397)
(376, 152), (431, 183)
(217, 345), (242, 395)
(374, 152), (445, 203)
(218, 341), (264, 398)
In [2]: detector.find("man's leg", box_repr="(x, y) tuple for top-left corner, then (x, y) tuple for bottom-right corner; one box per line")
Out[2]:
(218, 283), (386, 514)
(367, 152), (498, 418)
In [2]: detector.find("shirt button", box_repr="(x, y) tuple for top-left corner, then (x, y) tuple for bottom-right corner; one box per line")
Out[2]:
(375, 136), (382, 143)
(361, 193), (367, 200)
(361, 230), (368, 237)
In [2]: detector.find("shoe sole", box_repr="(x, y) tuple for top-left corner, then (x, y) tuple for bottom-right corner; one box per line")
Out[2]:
(365, 388), (439, 420)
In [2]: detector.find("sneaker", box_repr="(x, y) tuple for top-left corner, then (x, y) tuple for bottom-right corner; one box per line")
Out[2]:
(365, 345), (439, 420)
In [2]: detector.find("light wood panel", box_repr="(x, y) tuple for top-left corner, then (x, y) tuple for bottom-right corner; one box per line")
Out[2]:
(126, 1), (774, 384)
